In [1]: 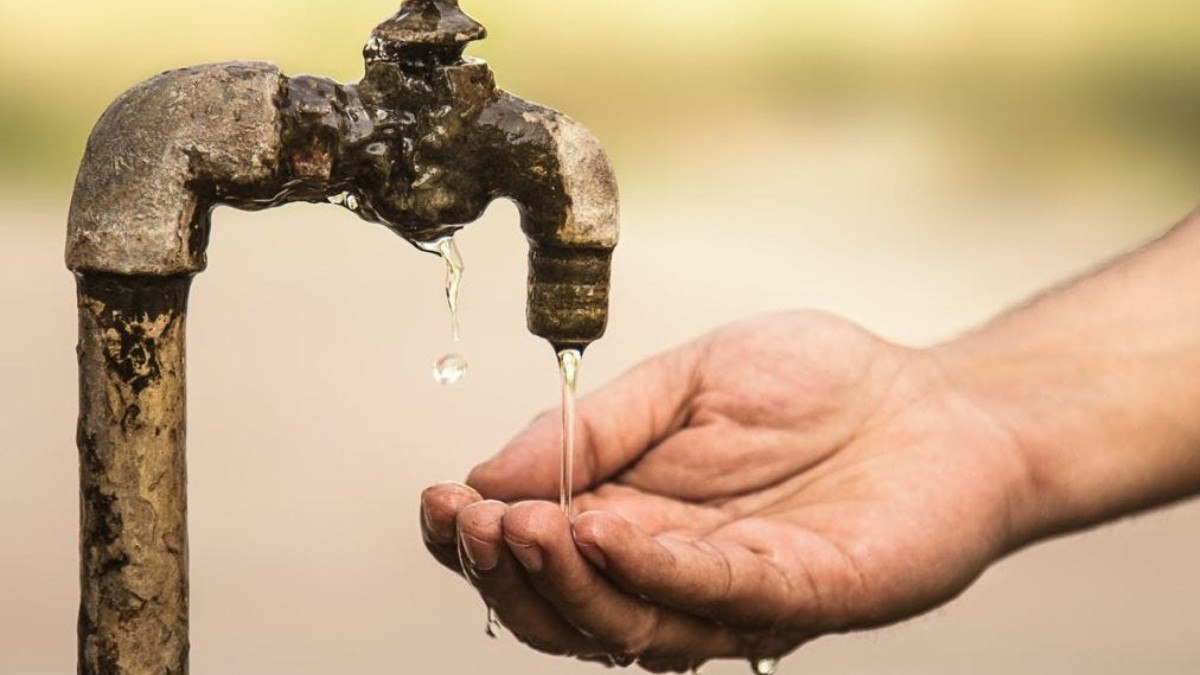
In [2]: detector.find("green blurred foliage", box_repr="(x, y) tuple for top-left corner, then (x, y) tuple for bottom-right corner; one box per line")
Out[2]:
(3, 0), (1200, 193)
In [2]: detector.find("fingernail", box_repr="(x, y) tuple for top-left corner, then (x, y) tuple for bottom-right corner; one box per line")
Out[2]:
(572, 521), (608, 570)
(505, 537), (544, 573)
(422, 505), (453, 545)
(459, 531), (499, 572)
(575, 540), (607, 571)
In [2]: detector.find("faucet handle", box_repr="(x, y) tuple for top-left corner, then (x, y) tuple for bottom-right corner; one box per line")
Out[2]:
(370, 0), (487, 50)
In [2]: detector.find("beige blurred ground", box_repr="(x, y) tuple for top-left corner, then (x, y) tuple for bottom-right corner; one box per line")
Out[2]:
(5, 1), (1200, 673)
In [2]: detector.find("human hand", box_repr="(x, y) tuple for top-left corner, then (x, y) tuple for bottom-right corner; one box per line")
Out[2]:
(421, 312), (1033, 672)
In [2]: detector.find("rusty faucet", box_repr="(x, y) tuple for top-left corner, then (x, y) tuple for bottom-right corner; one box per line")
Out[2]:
(65, 1), (619, 671)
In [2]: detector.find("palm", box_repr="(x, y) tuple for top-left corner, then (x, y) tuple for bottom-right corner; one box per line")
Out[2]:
(422, 313), (1024, 671)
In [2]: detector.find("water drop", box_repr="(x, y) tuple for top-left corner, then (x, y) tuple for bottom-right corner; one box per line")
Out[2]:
(485, 605), (501, 639)
(751, 658), (779, 675)
(433, 354), (467, 385)
(557, 349), (582, 517)
(327, 192), (361, 211)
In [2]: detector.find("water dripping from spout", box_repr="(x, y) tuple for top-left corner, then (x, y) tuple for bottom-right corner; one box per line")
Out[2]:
(419, 235), (467, 385)
(418, 235), (465, 342)
(557, 349), (582, 517)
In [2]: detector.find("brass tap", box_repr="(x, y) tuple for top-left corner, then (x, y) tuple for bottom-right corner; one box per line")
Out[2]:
(67, 0), (618, 350)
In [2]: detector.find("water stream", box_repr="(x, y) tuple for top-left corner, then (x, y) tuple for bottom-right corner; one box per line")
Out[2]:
(556, 349), (582, 517)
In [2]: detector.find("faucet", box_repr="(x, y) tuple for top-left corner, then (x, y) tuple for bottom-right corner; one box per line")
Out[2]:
(66, 1), (619, 671)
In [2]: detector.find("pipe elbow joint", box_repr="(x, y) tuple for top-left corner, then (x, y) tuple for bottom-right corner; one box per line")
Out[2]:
(66, 63), (286, 276)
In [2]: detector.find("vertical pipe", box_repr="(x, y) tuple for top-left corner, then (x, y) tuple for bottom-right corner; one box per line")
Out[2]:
(76, 273), (192, 674)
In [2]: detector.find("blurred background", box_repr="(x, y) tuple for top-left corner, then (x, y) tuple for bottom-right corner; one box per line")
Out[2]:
(3, 1), (1200, 673)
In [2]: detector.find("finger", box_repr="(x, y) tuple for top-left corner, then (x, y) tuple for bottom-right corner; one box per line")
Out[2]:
(468, 343), (702, 501)
(572, 511), (834, 630)
(421, 482), (482, 575)
(455, 500), (597, 657)
(502, 501), (750, 662)
(636, 656), (707, 674)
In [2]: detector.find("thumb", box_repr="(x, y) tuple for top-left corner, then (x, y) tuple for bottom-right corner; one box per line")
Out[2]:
(468, 342), (702, 502)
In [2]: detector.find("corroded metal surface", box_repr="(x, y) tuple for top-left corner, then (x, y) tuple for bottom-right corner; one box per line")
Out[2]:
(67, 1), (619, 671)
(66, 64), (283, 277)
(369, 0), (487, 49)
(76, 275), (190, 674)
(67, 0), (618, 348)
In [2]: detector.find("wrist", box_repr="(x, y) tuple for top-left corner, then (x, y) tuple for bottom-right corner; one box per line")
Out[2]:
(928, 335), (1081, 549)
(931, 295), (1200, 548)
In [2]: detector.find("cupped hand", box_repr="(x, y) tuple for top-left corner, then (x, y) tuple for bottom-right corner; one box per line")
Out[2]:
(421, 312), (1032, 672)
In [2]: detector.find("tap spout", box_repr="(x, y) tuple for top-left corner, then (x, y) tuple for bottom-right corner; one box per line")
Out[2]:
(476, 93), (620, 352)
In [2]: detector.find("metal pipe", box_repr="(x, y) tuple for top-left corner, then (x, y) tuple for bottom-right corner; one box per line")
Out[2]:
(66, 1), (619, 670)
(76, 274), (191, 673)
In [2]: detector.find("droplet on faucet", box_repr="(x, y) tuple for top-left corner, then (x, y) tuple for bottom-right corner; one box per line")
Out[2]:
(327, 191), (361, 211)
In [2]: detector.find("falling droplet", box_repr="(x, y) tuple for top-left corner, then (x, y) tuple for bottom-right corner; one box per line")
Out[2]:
(485, 605), (501, 639)
(557, 348), (582, 517)
(751, 658), (779, 675)
(433, 354), (467, 385)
